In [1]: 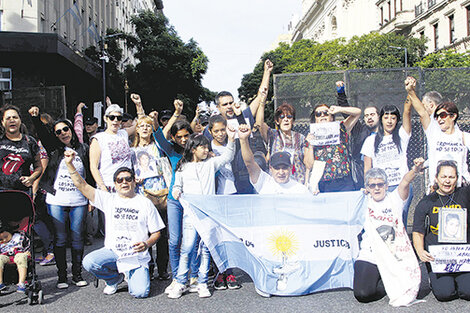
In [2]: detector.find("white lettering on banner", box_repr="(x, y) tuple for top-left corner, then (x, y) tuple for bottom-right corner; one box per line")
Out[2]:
(429, 245), (470, 273)
(309, 122), (340, 146)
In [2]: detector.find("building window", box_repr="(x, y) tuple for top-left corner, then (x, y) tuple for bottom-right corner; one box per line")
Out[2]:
(433, 23), (439, 50)
(0, 10), (3, 31)
(400, 0), (403, 11)
(394, 0), (397, 16)
(467, 6), (470, 36)
(388, 1), (391, 21)
(420, 30), (425, 38)
(0, 68), (12, 91)
(381, 7), (384, 25)
(449, 14), (455, 44)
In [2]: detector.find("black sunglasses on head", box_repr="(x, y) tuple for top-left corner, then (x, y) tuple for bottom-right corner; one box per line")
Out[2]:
(107, 115), (123, 121)
(55, 126), (70, 136)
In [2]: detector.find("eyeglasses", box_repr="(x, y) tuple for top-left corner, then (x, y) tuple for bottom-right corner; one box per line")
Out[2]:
(279, 114), (293, 120)
(220, 101), (234, 106)
(55, 126), (70, 136)
(116, 176), (133, 184)
(435, 111), (454, 120)
(107, 115), (123, 121)
(367, 182), (385, 189)
(315, 111), (330, 117)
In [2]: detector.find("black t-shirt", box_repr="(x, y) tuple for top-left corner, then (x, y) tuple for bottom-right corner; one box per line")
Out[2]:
(0, 135), (39, 191)
(412, 186), (470, 248)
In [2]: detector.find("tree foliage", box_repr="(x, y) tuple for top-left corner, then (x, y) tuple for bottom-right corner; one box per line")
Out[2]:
(124, 11), (211, 116)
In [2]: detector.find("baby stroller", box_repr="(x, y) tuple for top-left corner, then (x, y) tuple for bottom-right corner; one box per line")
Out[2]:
(0, 190), (43, 305)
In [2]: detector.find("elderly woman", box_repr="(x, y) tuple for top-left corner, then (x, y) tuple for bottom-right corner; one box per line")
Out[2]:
(354, 158), (424, 306)
(412, 160), (470, 302)
(131, 113), (172, 280)
(305, 104), (361, 193)
(29, 106), (93, 289)
(257, 103), (308, 184)
(406, 76), (470, 189)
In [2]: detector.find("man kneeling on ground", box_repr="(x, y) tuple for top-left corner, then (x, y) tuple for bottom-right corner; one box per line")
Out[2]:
(63, 150), (164, 298)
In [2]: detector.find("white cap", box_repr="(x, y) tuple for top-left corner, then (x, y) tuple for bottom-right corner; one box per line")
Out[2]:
(105, 104), (123, 116)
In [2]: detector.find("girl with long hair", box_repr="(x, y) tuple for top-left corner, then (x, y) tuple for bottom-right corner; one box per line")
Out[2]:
(168, 129), (236, 299)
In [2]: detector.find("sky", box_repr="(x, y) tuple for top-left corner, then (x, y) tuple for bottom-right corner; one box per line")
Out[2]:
(163, 1), (301, 98)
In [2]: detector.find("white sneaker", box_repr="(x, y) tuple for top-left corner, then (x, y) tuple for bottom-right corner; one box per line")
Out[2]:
(188, 277), (198, 293)
(164, 279), (177, 294)
(103, 274), (124, 295)
(167, 282), (187, 299)
(255, 287), (271, 298)
(197, 283), (211, 298)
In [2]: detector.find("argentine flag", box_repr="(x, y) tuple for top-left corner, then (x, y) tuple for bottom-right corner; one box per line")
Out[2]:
(180, 191), (367, 296)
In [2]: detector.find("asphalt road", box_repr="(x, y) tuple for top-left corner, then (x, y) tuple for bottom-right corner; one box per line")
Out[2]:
(0, 239), (468, 313)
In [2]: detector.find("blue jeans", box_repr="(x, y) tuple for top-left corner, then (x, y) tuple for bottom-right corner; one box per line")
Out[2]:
(175, 214), (211, 285)
(83, 247), (150, 298)
(167, 199), (198, 279)
(47, 204), (87, 250)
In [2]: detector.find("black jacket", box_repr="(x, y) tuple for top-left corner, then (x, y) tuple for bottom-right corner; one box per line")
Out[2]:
(31, 116), (94, 196)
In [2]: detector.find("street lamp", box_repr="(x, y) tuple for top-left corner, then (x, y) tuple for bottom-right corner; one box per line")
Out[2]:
(389, 46), (408, 68)
(124, 79), (130, 113)
(100, 33), (123, 121)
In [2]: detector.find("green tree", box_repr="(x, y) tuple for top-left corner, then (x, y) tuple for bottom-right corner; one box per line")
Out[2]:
(125, 11), (211, 116)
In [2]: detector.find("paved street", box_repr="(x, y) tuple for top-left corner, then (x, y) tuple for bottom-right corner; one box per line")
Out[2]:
(0, 239), (468, 313)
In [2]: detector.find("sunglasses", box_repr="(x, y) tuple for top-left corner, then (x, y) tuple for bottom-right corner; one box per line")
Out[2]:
(435, 111), (454, 120)
(315, 111), (330, 117)
(279, 114), (293, 119)
(367, 182), (385, 189)
(107, 115), (123, 121)
(55, 126), (70, 136)
(116, 176), (133, 184)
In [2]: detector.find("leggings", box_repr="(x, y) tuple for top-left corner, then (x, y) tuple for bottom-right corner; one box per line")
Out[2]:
(426, 263), (470, 301)
(353, 260), (386, 303)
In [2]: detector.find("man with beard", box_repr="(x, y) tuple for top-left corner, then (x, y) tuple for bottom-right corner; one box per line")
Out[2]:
(336, 81), (379, 189)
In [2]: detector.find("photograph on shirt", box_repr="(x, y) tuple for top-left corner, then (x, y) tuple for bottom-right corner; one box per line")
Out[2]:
(438, 208), (467, 243)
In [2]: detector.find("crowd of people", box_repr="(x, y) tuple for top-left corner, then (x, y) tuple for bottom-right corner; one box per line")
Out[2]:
(0, 61), (469, 305)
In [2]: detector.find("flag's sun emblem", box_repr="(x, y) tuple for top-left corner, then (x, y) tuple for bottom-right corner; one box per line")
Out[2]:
(268, 229), (298, 257)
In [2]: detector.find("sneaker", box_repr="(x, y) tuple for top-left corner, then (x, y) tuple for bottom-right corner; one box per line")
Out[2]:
(72, 274), (88, 287)
(255, 287), (271, 298)
(0, 283), (6, 291)
(57, 276), (69, 289)
(167, 282), (187, 299)
(158, 272), (170, 281)
(226, 274), (241, 290)
(103, 274), (124, 295)
(40, 254), (55, 266)
(17, 283), (26, 293)
(197, 283), (211, 298)
(164, 279), (177, 294)
(214, 274), (227, 290)
(188, 277), (198, 293)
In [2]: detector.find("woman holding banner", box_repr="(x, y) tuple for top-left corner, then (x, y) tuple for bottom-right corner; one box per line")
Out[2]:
(412, 160), (470, 302)
(304, 104), (361, 193)
(354, 158), (424, 306)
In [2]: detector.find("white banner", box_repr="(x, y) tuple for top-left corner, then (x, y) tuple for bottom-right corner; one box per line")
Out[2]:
(429, 244), (470, 273)
(309, 122), (340, 146)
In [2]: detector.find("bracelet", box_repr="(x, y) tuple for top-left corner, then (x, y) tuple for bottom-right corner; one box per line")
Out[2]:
(173, 114), (180, 118)
(69, 170), (77, 175)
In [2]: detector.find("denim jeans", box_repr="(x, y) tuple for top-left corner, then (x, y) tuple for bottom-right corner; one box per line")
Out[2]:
(47, 204), (87, 250)
(83, 247), (150, 298)
(175, 214), (211, 285)
(167, 199), (198, 279)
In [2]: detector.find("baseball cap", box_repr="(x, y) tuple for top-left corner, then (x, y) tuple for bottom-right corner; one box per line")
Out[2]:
(159, 109), (173, 122)
(122, 113), (133, 122)
(269, 152), (292, 168)
(84, 117), (98, 125)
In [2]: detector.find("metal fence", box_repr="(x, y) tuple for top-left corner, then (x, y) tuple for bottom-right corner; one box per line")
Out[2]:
(273, 67), (470, 226)
(1, 86), (67, 135)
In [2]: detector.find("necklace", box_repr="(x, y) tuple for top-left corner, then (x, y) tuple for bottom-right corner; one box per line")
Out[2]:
(437, 191), (457, 207)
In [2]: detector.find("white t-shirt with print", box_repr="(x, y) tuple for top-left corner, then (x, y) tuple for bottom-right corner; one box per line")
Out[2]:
(46, 151), (88, 206)
(425, 120), (470, 186)
(358, 189), (405, 264)
(361, 126), (411, 186)
(252, 171), (309, 195)
(92, 129), (132, 187)
(91, 190), (165, 273)
(212, 143), (237, 195)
